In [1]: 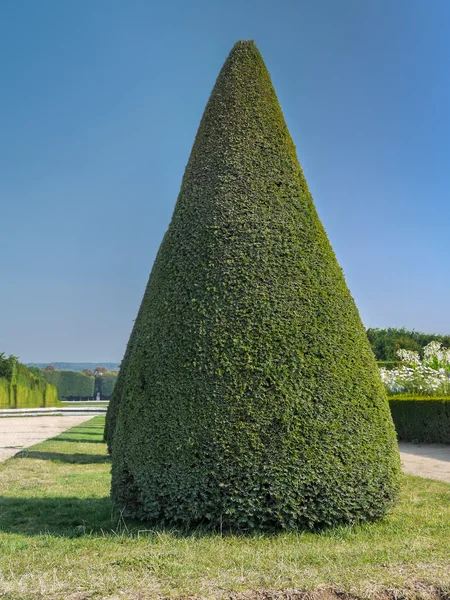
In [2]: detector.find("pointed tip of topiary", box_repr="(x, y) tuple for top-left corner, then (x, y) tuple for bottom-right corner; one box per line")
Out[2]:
(232, 39), (257, 48)
(228, 39), (261, 61)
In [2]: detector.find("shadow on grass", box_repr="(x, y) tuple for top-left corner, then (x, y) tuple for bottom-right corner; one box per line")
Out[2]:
(62, 430), (105, 437)
(75, 433), (106, 437)
(13, 450), (111, 464)
(53, 436), (104, 444)
(0, 495), (114, 537)
(0, 496), (223, 540)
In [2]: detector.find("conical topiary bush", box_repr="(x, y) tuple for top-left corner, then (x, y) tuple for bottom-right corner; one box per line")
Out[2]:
(110, 40), (400, 530)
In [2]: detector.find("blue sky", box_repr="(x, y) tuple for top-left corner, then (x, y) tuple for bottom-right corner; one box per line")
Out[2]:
(1, 0), (450, 362)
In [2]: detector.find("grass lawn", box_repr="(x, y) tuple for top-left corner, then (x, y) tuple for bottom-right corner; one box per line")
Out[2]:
(61, 401), (109, 407)
(0, 417), (449, 600)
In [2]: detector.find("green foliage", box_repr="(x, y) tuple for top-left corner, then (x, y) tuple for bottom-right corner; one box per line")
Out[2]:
(0, 353), (18, 380)
(377, 360), (398, 370)
(111, 40), (400, 531)
(42, 370), (95, 399)
(94, 366), (108, 375)
(0, 354), (59, 409)
(389, 396), (450, 443)
(367, 327), (450, 361)
(0, 378), (9, 409)
(27, 366), (42, 377)
(94, 372), (118, 400)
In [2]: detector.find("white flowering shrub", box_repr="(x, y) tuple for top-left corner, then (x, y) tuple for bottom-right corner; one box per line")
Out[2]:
(380, 341), (450, 396)
(396, 349), (420, 366)
(423, 340), (450, 370)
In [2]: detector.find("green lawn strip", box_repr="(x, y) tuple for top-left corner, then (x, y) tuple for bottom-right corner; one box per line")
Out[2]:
(61, 401), (109, 407)
(0, 417), (449, 600)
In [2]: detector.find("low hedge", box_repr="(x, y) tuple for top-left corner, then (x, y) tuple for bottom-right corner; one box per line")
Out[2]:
(389, 396), (450, 443)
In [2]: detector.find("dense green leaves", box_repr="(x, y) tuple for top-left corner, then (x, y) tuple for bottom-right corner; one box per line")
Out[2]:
(110, 41), (400, 530)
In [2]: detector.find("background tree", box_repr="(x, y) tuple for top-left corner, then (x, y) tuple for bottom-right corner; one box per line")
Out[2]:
(367, 328), (450, 361)
(94, 366), (108, 375)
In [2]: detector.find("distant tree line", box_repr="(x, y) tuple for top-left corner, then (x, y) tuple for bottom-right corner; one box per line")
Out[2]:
(367, 328), (450, 361)
(26, 362), (120, 372)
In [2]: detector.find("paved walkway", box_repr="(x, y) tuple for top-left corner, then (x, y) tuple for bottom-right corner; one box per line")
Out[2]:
(399, 442), (450, 483)
(0, 415), (94, 462)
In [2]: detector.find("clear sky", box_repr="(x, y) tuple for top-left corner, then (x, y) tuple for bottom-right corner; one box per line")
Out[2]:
(2, 0), (450, 363)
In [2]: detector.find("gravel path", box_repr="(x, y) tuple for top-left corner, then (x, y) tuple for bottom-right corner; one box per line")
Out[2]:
(399, 442), (450, 483)
(0, 416), (94, 462)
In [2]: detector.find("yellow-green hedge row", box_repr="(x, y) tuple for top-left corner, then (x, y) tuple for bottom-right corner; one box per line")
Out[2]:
(0, 377), (59, 409)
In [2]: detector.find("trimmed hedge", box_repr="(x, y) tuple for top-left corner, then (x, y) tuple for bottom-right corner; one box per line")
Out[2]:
(0, 378), (10, 409)
(111, 40), (400, 531)
(0, 358), (59, 409)
(42, 370), (95, 399)
(94, 372), (118, 400)
(389, 396), (450, 443)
